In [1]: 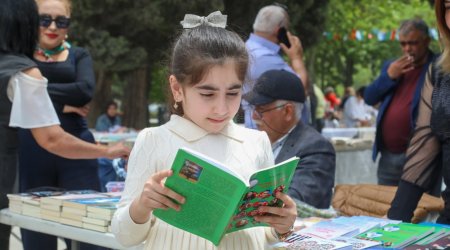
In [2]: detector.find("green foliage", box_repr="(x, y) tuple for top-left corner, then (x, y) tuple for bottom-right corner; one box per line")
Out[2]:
(223, 0), (329, 49)
(311, 0), (437, 89)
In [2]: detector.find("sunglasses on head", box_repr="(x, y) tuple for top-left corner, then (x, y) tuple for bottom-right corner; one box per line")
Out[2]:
(39, 14), (71, 29)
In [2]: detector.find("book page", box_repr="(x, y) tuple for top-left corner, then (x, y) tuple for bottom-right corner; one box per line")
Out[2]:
(153, 148), (248, 246)
(226, 157), (298, 233)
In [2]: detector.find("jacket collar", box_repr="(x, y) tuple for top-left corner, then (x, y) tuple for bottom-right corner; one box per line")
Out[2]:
(166, 115), (245, 143)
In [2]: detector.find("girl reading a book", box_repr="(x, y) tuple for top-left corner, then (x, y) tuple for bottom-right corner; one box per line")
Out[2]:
(111, 11), (297, 249)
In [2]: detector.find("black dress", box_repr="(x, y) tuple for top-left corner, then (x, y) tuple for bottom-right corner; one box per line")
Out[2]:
(388, 61), (450, 224)
(18, 47), (102, 250)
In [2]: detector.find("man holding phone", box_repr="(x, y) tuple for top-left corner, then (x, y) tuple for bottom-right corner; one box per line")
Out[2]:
(243, 4), (310, 129)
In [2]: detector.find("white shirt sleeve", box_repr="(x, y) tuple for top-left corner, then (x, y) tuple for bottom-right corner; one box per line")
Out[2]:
(8, 72), (60, 128)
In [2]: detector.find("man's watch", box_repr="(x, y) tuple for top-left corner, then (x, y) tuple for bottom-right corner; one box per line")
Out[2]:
(274, 225), (295, 242)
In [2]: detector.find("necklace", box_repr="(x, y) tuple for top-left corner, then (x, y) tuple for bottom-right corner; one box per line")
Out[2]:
(36, 41), (71, 62)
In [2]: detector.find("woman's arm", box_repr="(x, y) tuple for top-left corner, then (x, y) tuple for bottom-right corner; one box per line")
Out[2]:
(30, 125), (129, 159)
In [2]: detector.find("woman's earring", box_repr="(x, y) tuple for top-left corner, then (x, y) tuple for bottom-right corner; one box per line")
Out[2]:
(173, 102), (179, 109)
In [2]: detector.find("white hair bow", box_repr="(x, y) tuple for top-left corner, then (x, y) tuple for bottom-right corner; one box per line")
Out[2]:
(180, 11), (227, 29)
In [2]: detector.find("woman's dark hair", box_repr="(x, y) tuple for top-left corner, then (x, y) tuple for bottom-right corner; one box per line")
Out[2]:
(0, 0), (40, 58)
(168, 25), (249, 115)
(105, 101), (118, 112)
(356, 86), (366, 98)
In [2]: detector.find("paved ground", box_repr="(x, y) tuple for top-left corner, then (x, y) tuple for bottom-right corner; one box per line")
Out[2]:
(9, 227), (66, 250)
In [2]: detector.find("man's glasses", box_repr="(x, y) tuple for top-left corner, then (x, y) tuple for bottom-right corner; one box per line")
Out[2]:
(254, 104), (287, 119)
(39, 14), (71, 29)
(399, 40), (420, 47)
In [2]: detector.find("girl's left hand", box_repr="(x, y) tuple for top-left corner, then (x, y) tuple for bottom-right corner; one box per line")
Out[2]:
(254, 192), (297, 235)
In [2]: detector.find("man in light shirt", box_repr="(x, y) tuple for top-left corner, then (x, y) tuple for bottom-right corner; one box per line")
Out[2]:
(243, 4), (310, 129)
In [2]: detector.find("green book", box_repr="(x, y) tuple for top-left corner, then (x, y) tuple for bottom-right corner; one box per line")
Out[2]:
(153, 147), (299, 246)
(356, 222), (435, 248)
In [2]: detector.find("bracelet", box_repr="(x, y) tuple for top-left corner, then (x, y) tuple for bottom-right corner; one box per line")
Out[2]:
(274, 225), (295, 242)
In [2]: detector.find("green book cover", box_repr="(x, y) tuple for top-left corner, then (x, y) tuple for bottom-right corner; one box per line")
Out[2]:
(153, 147), (299, 246)
(356, 222), (435, 248)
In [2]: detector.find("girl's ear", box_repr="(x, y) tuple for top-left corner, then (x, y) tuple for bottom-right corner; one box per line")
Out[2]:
(169, 75), (183, 102)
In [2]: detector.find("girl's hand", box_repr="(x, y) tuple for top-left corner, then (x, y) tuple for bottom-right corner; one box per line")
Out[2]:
(130, 170), (185, 224)
(254, 192), (297, 235)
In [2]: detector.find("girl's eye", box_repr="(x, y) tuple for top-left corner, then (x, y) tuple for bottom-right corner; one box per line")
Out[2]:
(227, 92), (239, 96)
(200, 93), (214, 97)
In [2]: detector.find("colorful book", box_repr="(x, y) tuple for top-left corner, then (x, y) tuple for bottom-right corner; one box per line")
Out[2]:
(297, 220), (359, 239)
(404, 234), (450, 250)
(62, 196), (120, 210)
(356, 223), (435, 248)
(272, 233), (352, 250)
(331, 216), (381, 237)
(333, 236), (381, 249)
(40, 190), (104, 206)
(153, 147), (299, 246)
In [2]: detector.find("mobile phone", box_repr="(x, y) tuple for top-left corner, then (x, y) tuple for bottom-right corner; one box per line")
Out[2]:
(277, 27), (291, 48)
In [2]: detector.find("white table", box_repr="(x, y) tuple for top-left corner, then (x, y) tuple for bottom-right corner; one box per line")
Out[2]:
(334, 149), (378, 185)
(91, 132), (137, 146)
(322, 127), (376, 139)
(0, 209), (140, 250)
(322, 128), (378, 185)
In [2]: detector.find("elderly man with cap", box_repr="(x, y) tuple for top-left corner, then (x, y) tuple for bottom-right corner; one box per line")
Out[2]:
(244, 69), (335, 209)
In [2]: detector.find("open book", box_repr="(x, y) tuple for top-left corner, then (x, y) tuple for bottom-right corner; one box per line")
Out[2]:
(153, 147), (299, 246)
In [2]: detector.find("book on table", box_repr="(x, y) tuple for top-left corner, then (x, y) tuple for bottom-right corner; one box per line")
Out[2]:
(62, 196), (120, 210)
(356, 222), (435, 249)
(296, 220), (360, 239)
(153, 147), (299, 246)
(404, 234), (450, 250)
(40, 190), (105, 207)
(271, 233), (353, 250)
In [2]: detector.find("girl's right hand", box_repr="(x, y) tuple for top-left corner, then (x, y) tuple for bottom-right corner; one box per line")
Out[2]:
(130, 170), (185, 224)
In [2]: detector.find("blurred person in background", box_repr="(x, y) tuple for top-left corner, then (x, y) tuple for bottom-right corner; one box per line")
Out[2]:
(364, 18), (437, 187)
(243, 4), (310, 129)
(95, 100), (126, 133)
(343, 86), (377, 128)
(245, 69), (335, 209)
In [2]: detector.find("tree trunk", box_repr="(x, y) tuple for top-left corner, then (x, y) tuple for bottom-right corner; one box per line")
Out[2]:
(122, 66), (150, 130)
(344, 56), (354, 87)
(88, 69), (112, 128)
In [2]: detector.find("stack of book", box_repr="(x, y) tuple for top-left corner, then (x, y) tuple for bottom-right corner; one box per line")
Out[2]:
(7, 190), (121, 233)
(7, 190), (70, 218)
(40, 190), (104, 223)
(60, 194), (121, 232)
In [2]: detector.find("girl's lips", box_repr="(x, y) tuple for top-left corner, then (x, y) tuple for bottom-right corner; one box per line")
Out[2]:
(208, 118), (227, 123)
(45, 34), (58, 39)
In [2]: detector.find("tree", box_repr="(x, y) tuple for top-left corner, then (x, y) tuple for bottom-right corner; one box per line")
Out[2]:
(71, 0), (223, 129)
(310, 0), (437, 91)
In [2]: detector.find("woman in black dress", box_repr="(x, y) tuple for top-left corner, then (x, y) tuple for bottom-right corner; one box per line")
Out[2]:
(0, 1), (129, 249)
(17, 0), (108, 249)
